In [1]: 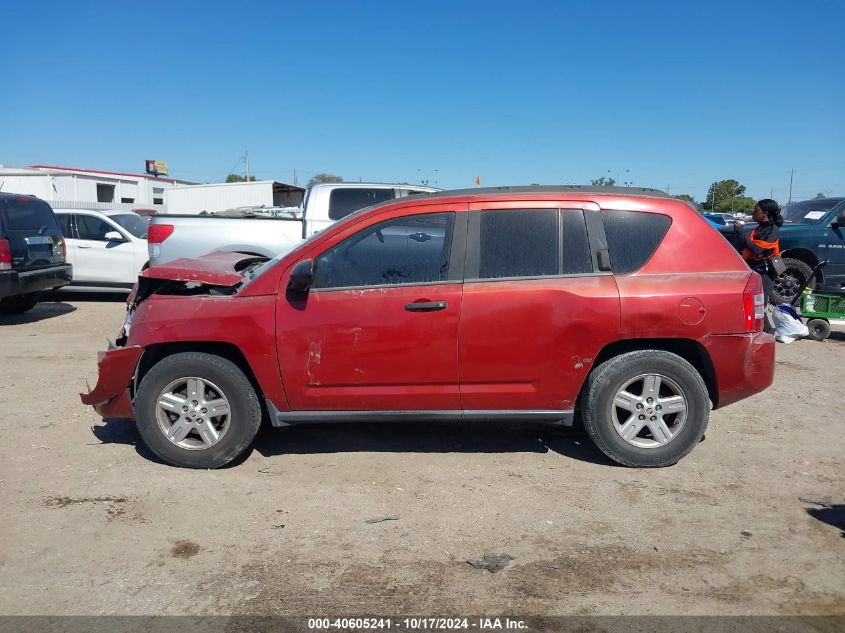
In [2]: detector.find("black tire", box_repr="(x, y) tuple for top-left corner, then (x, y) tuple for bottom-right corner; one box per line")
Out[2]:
(771, 258), (814, 305)
(806, 318), (831, 341)
(0, 292), (40, 315)
(583, 350), (710, 467)
(135, 352), (262, 468)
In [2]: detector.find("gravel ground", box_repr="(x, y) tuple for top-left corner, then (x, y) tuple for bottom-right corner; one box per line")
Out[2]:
(0, 294), (843, 616)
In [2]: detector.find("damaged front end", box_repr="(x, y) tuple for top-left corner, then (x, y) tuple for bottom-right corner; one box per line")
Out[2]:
(81, 251), (270, 418)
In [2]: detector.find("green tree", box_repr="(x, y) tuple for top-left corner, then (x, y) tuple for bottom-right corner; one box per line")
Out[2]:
(704, 179), (746, 213)
(732, 196), (756, 215)
(307, 173), (344, 188)
(225, 174), (257, 183)
(815, 192), (826, 199)
(673, 194), (696, 204)
(591, 176), (616, 186)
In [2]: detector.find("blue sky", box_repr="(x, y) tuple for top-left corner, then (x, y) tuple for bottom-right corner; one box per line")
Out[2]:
(2, 0), (842, 202)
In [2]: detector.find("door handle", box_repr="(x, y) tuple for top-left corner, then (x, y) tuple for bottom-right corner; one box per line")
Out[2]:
(77, 244), (92, 249)
(405, 300), (448, 312)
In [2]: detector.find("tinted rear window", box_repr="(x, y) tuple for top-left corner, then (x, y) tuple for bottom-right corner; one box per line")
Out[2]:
(2, 197), (59, 232)
(328, 188), (395, 220)
(477, 209), (559, 279)
(602, 210), (671, 273)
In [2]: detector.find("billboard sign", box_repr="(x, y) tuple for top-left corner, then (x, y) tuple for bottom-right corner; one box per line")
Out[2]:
(145, 160), (169, 176)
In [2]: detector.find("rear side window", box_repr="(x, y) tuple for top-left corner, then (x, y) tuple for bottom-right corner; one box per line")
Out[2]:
(601, 210), (671, 273)
(2, 197), (60, 232)
(477, 209), (559, 279)
(328, 188), (395, 220)
(468, 209), (594, 280)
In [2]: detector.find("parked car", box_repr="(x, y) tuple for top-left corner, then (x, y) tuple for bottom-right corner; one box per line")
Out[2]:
(54, 209), (149, 291)
(0, 193), (72, 314)
(82, 185), (775, 469)
(147, 182), (439, 266)
(760, 197), (845, 303)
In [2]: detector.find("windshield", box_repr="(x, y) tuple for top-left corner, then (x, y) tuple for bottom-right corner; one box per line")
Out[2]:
(782, 199), (841, 224)
(110, 213), (149, 238)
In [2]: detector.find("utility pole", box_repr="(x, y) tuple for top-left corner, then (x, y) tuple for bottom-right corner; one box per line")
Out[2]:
(788, 169), (794, 204)
(245, 150), (251, 181)
(293, 169), (297, 186)
(666, 184), (670, 196)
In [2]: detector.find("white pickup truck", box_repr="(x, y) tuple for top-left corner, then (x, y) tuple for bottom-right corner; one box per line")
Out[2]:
(148, 182), (438, 266)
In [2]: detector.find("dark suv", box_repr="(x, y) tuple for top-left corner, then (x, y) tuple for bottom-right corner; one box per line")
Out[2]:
(770, 197), (845, 302)
(0, 193), (72, 314)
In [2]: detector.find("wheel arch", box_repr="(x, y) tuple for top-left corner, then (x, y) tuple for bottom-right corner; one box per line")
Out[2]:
(781, 248), (823, 280)
(134, 341), (264, 403)
(584, 338), (718, 408)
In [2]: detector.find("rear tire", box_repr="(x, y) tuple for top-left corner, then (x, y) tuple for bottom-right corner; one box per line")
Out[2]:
(806, 318), (831, 341)
(135, 352), (262, 468)
(772, 258), (814, 305)
(0, 292), (40, 315)
(583, 350), (710, 467)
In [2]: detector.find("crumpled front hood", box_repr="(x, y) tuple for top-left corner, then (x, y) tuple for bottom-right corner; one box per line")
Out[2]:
(141, 251), (267, 286)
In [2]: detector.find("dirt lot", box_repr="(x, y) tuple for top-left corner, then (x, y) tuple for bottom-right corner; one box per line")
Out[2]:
(0, 294), (843, 617)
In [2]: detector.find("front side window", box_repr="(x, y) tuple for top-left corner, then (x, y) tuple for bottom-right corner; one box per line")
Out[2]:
(75, 214), (118, 241)
(313, 212), (455, 289)
(328, 188), (395, 220)
(110, 213), (148, 238)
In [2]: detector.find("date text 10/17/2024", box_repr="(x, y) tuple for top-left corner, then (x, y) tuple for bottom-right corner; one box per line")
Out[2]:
(307, 617), (528, 630)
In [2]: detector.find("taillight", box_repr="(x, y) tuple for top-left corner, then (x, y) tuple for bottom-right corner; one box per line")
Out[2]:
(147, 224), (174, 244)
(743, 272), (765, 332)
(59, 236), (67, 260)
(0, 239), (11, 271)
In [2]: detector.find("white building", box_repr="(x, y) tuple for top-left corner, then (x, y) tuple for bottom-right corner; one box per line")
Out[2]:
(165, 180), (306, 215)
(0, 165), (192, 212)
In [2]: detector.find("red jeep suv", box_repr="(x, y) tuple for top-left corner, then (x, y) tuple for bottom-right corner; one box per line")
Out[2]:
(82, 186), (775, 468)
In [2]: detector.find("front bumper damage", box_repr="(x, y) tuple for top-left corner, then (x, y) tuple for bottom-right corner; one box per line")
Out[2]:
(80, 345), (144, 418)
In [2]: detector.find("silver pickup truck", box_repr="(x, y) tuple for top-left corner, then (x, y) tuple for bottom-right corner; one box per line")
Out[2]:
(148, 182), (438, 266)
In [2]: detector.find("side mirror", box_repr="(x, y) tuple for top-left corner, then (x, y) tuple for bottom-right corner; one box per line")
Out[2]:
(288, 259), (314, 293)
(104, 230), (125, 242)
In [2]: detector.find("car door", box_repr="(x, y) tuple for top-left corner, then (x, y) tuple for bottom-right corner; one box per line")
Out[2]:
(72, 213), (136, 285)
(277, 204), (466, 412)
(823, 203), (845, 286)
(459, 203), (621, 413)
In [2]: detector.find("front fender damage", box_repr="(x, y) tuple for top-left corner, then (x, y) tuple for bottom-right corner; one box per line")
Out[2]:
(80, 345), (144, 418)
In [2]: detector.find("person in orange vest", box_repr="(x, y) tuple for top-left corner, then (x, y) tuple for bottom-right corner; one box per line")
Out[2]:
(734, 198), (783, 316)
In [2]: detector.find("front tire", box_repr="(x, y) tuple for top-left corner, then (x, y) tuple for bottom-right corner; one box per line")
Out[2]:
(583, 350), (710, 467)
(135, 352), (262, 468)
(772, 258), (814, 305)
(0, 292), (40, 314)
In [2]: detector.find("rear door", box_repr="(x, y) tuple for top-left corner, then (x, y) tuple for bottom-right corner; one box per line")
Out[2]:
(72, 213), (135, 285)
(0, 197), (65, 271)
(277, 204), (466, 411)
(459, 203), (621, 412)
